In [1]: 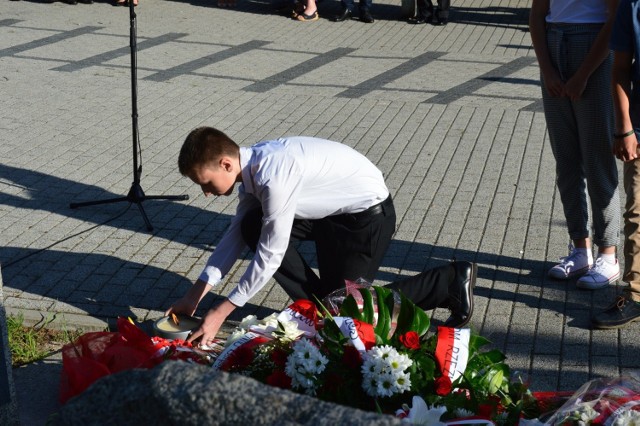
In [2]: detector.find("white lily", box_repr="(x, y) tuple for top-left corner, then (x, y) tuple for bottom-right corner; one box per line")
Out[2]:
(401, 396), (447, 425)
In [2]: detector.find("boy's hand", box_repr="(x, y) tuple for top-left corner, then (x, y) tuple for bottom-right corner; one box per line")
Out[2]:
(187, 299), (237, 346)
(164, 279), (211, 318)
(613, 134), (639, 162)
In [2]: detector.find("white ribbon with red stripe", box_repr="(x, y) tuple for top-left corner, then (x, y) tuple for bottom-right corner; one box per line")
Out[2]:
(435, 326), (470, 383)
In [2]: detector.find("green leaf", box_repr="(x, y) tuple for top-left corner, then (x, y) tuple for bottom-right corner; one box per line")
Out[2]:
(392, 290), (430, 337)
(373, 286), (392, 342)
(468, 334), (491, 353)
(340, 294), (364, 321)
(393, 290), (416, 337)
(359, 288), (375, 324)
(482, 349), (506, 364)
(484, 364), (509, 394)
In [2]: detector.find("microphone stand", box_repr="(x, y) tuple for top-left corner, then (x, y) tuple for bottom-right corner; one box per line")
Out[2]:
(70, 1), (188, 231)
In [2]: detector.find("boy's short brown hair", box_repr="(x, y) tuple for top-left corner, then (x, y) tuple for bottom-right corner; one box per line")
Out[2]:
(178, 127), (240, 176)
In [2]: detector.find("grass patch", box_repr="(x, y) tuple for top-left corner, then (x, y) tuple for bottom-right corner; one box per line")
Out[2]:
(7, 313), (83, 367)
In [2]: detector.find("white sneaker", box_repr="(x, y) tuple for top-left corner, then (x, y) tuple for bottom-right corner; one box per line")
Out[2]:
(576, 257), (621, 289)
(548, 245), (593, 280)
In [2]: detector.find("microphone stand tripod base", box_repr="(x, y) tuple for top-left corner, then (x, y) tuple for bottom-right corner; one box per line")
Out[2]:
(70, 182), (189, 232)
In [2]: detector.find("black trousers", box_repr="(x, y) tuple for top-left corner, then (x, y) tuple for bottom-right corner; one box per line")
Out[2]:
(240, 196), (451, 311)
(416, 0), (450, 19)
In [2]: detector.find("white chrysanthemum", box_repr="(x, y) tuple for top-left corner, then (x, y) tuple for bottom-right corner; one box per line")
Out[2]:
(361, 345), (413, 397)
(284, 338), (327, 393)
(613, 410), (640, 426)
(370, 345), (396, 360)
(573, 404), (598, 423)
(362, 355), (385, 376)
(363, 376), (378, 397)
(387, 351), (413, 372)
(393, 371), (412, 394)
(376, 371), (397, 397)
(453, 408), (475, 418)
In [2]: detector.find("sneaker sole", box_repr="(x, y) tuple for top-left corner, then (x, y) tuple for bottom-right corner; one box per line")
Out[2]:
(547, 265), (591, 280)
(592, 313), (640, 329)
(576, 272), (621, 290)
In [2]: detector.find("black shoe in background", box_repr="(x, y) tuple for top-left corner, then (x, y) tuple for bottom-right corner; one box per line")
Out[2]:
(332, 8), (352, 22)
(592, 294), (640, 329)
(360, 10), (374, 23)
(432, 15), (448, 25)
(408, 16), (429, 24)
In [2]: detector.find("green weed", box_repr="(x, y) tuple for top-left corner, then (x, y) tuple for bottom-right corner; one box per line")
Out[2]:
(7, 313), (82, 367)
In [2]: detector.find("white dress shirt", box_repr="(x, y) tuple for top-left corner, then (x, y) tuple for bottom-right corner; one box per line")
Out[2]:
(198, 136), (390, 307)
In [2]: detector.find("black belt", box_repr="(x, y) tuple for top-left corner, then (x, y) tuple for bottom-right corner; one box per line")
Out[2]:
(349, 195), (392, 220)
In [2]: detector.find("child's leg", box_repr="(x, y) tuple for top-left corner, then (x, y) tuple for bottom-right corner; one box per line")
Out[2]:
(574, 53), (620, 252)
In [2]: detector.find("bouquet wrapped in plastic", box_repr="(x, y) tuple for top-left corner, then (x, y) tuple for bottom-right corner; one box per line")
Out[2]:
(537, 373), (640, 425)
(59, 317), (216, 403)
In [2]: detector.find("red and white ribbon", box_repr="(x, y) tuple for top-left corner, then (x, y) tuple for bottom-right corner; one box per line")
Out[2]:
(277, 299), (318, 337)
(332, 317), (375, 353)
(435, 326), (470, 383)
(212, 331), (269, 370)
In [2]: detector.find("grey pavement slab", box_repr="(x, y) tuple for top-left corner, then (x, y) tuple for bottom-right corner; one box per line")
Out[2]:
(0, 3), (638, 423)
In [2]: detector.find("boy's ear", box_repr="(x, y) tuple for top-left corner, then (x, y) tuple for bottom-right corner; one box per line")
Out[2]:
(219, 156), (234, 172)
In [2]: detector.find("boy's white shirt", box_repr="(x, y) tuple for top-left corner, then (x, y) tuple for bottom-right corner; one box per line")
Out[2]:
(198, 136), (390, 307)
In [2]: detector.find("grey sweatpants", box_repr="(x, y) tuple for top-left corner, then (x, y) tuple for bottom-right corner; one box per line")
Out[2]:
(541, 23), (620, 248)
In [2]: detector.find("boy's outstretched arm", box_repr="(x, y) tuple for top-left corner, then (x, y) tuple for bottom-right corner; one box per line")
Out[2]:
(186, 299), (237, 345)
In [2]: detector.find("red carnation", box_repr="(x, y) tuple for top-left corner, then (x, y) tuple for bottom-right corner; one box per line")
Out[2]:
(266, 370), (292, 389)
(271, 348), (289, 368)
(399, 331), (421, 350)
(434, 375), (453, 396)
(221, 345), (254, 371)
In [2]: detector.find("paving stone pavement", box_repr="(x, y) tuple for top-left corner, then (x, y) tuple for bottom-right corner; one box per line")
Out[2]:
(1, 0), (638, 398)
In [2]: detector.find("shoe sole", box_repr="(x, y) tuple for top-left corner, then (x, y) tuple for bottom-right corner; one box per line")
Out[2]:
(547, 265), (591, 280)
(592, 313), (640, 329)
(576, 272), (620, 290)
(454, 262), (476, 328)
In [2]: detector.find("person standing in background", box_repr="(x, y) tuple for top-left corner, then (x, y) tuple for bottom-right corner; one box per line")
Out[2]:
(408, 0), (450, 25)
(529, 0), (621, 289)
(592, 0), (640, 329)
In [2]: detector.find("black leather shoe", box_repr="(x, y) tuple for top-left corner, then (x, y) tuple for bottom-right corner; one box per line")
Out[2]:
(408, 16), (429, 24)
(360, 10), (374, 23)
(432, 15), (448, 25)
(443, 261), (476, 328)
(592, 294), (640, 329)
(332, 8), (352, 22)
